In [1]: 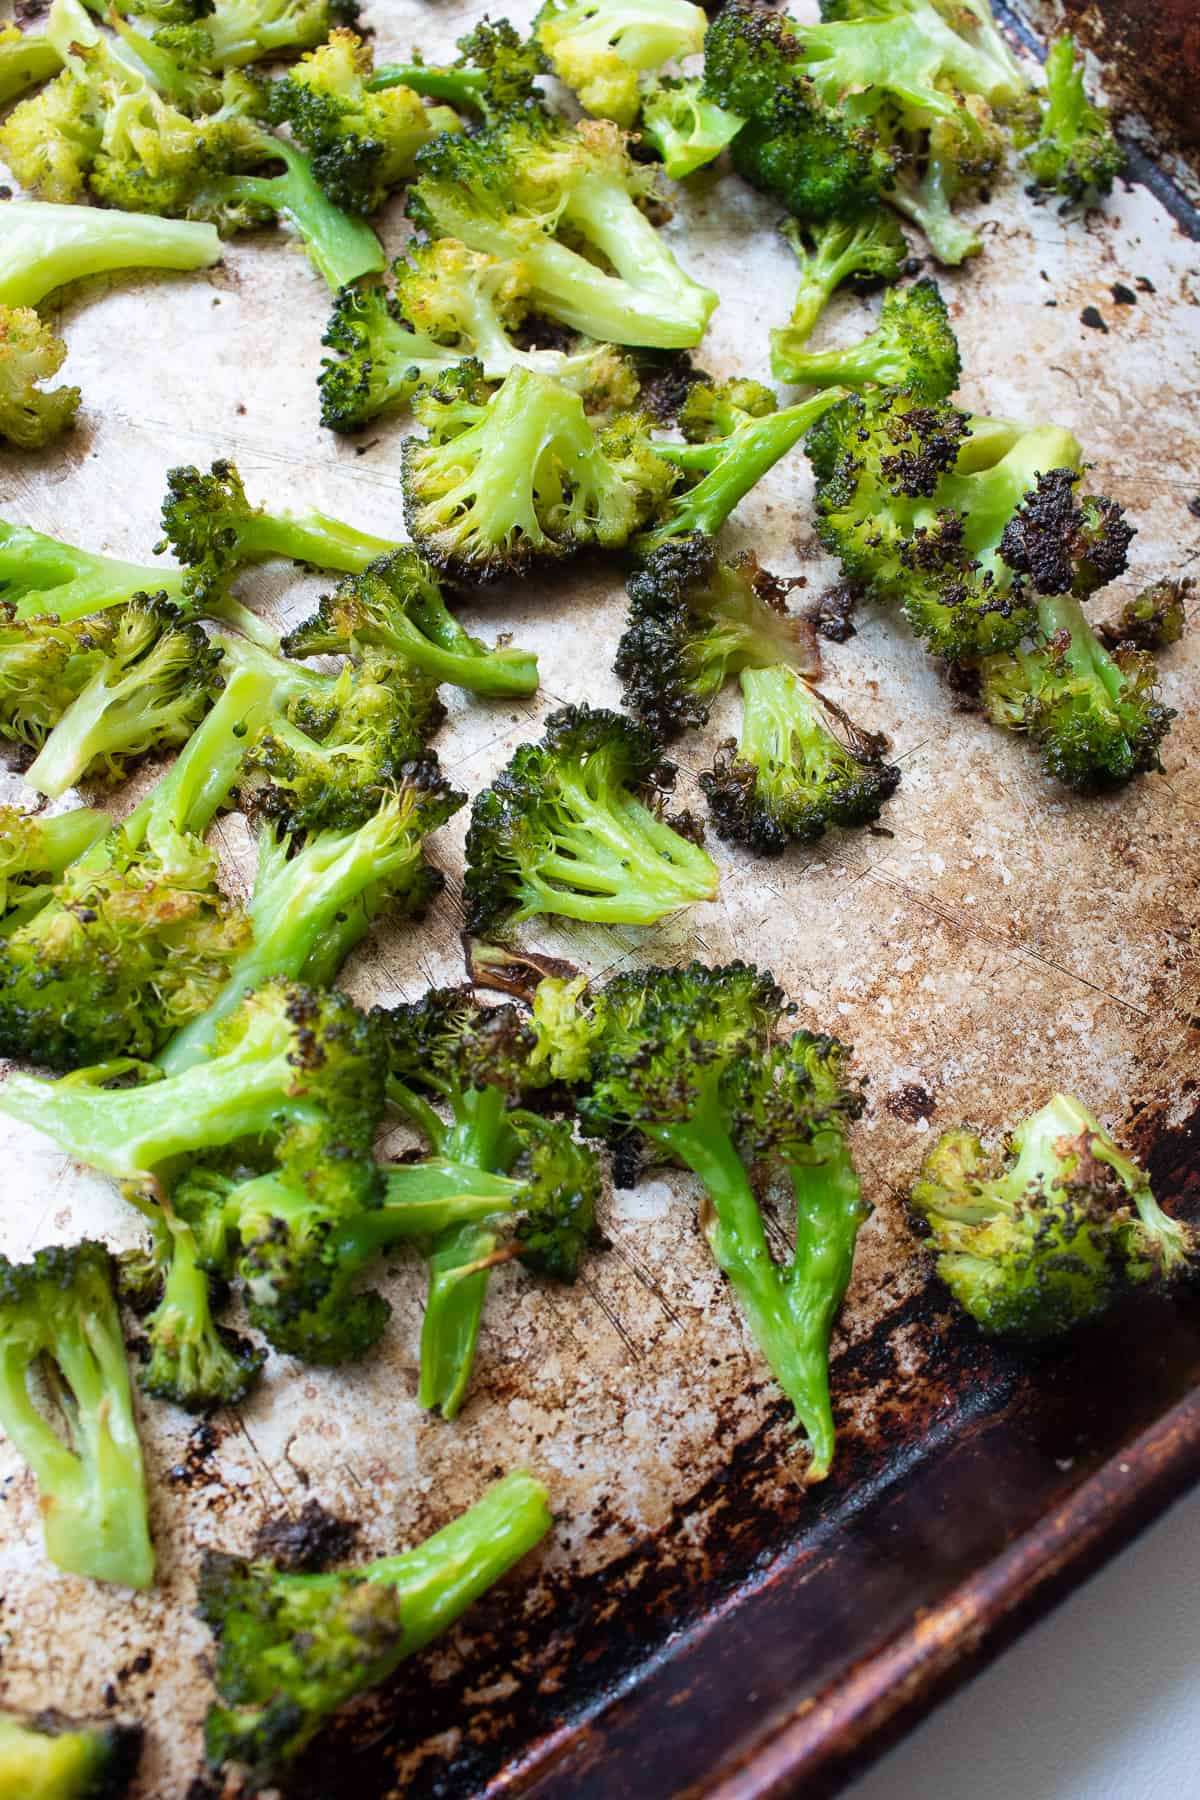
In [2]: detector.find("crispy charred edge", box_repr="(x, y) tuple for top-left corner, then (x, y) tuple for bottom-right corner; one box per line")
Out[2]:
(998, 466), (1135, 596)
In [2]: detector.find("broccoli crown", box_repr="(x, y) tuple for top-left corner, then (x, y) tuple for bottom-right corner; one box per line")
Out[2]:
(534, 0), (707, 127)
(1099, 576), (1190, 654)
(911, 1092), (1193, 1337)
(771, 275), (961, 400)
(701, 664), (900, 853)
(1024, 33), (1122, 201)
(0, 75), (103, 207)
(511, 1112), (603, 1279)
(639, 75), (745, 180)
(136, 1217), (265, 1411)
(616, 532), (818, 739)
(375, 984), (537, 1117)
(770, 206), (909, 364)
(463, 702), (718, 935)
(0, 804), (110, 928)
(267, 29), (460, 214)
(0, 1707), (143, 1800)
(0, 305), (81, 451)
(0, 1240), (154, 1589)
(409, 111), (717, 349)
(979, 591), (1173, 789)
(402, 362), (675, 580)
(370, 19), (543, 122)
(282, 548), (540, 698)
(678, 375), (777, 443)
(164, 0), (361, 71)
(997, 466), (1134, 600)
(0, 604), (121, 752)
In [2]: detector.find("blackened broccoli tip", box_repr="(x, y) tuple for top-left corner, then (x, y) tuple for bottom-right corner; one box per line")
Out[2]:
(408, 112), (717, 349)
(282, 549), (539, 698)
(770, 208), (909, 363)
(0, 202), (222, 313)
(534, 0), (707, 127)
(577, 959), (866, 1477)
(0, 1707), (144, 1800)
(911, 1092), (1193, 1338)
(463, 702), (719, 935)
(401, 362), (675, 579)
(701, 665), (900, 853)
(639, 75), (744, 180)
(0, 1240), (154, 1588)
(771, 276), (961, 401)
(0, 305), (81, 451)
(616, 532), (819, 740)
(1024, 34), (1123, 202)
(512, 1114), (604, 1279)
(1099, 576), (1190, 653)
(199, 1469), (551, 1785)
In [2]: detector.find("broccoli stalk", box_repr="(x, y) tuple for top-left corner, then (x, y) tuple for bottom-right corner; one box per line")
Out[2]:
(911, 1092), (1193, 1336)
(0, 23), (60, 106)
(534, 0), (708, 127)
(136, 1214), (265, 1410)
(0, 805), (111, 927)
(199, 1469), (552, 1786)
(1024, 34), (1122, 200)
(771, 277), (960, 400)
(163, 0), (363, 71)
(769, 208), (909, 368)
(0, 519), (188, 621)
(639, 76), (745, 180)
(190, 136), (385, 289)
(0, 306), (82, 451)
(0, 202), (221, 311)
(0, 1241), (154, 1588)
(701, 664), (900, 852)
(0, 1708), (142, 1799)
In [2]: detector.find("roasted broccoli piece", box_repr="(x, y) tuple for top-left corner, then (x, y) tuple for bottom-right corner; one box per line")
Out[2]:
(130, 1214), (265, 1410)
(0, 607), (119, 753)
(1023, 33), (1122, 201)
(809, 389), (1134, 659)
(158, 457), (397, 608)
(0, 519), (188, 623)
(615, 532), (818, 738)
(1098, 576), (1190, 653)
(0, 804), (110, 928)
(408, 112), (717, 348)
(0, 307), (81, 451)
(155, 0), (364, 71)
(534, 0), (707, 127)
(0, 1708), (142, 1799)
(267, 29), (459, 214)
(0, 22), (61, 106)
(24, 598), (222, 797)
(0, 201), (220, 311)
(317, 238), (638, 432)
(199, 1470), (551, 1787)
(282, 549), (539, 697)
(911, 1092), (1193, 1336)
(770, 208), (909, 369)
(578, 960), (867, 1478)
(639, 75), (744, 179)
(772, 275), (958, 399)
(369, 17), (542, 120)
(701, 664), (899, 851)
(464, 703), (718, 936)
(0, 1241), (154, 1588)
(401, 363), (675, 580)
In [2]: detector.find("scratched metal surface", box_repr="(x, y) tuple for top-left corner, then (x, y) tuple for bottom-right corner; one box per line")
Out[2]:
(0, 2), (1197, 1795)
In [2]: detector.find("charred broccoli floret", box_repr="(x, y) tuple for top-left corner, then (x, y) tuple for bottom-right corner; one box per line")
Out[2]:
(199, 1470), (551, 1787)
(282, 549), (539, 698)
(0, 1707), (142, 1800)
(911, 1092), (1193, 1336)
(615, 532), (818, 738)
(771, 276), (960, 400)
(534, 0), (707, 127)
(0, 307), (81, 451)
(0, 805), (110, 928)
(578, 960), (868, 1478)
(130, 1215), (265, 1410)
(408, 111), (717, 348)
(769, 207), (909, 367)
(0, 1241), (154, 1588)
(1023, 33), (1122, 201)
(370, 17), (542, 120)
(639, 76), (744, 179)
(701, 665), (900, 851)
(464, 703), (718, 935)
(0, 201), (220, 310)
(1098, 576), (1190, 653)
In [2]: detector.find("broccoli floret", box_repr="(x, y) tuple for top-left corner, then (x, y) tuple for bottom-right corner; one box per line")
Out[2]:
(267, 30), (459, 214)
(769, 207), (909, 369)
(0, 1708), (142, 1799)
(0, 306), (81, 451)
(510, 1112), (604, 1279)
(534, 0), (707, 127)
(1098, 576), (1190, 653)
(809, 389), (1133, 659)
(370, 18), (543, 120)
(159, 0), (363, 71)
(401, 363), (675, 580)
(0, 804), (110, 928)
(882, 106), (1004, 266)
(677, 375), (777, 442)
(1023, 34), (1122, 201)
(199, 1470), (551, 1786)
(25, 597), (222, 797)
(0, 1241), (154, 1588)
(317, 239), (638, 432)
(408, 112), (717, 348)
(134, 1215), (265, 1409)
(0, 22), (61, 106)
(0, 200), (220, 310)
(911, 1092), (1193, 1336)
(616, 532), (819, 738)
(639, 76), (744, 179)
(577, 960), (868, 1478)
(772, 275), (959, 399)
(282, 549), (539, 698)
(158, 456), (398, 608)
(0, 607), (120, 752)
(464, 703), (718, 935)
(700, 664), (900, 851)
(0, 519), (188, 623)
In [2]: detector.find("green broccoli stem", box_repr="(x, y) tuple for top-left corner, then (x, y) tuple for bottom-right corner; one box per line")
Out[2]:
(776, 219), (874, 353)
(0, 30), (59, 107)
(370, 61), (488, 108)
(781, 1135), (866, 1482)
(769, 323), (906, 392)
(0, 203), (222, 310)
(196, 141), (386, 291)
(887, 157), (980, 267)
(371, 595), (539, 698)
(214, 501), (398, 575)
(515, 793), (719, 926)
(1035, 591), (1123, 703)
(418, 1219), (499, 1417)
(1041, 33), (1090, 148)
(560, 173), (716, 336)
(0, 522), (189, 623)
